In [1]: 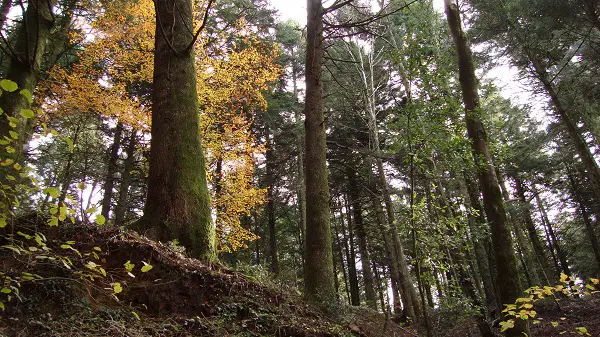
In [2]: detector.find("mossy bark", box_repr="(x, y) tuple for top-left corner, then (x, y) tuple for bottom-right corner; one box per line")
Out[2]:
(444, 1), (526, 335)
(0, 0), (55, 162)
(463, 174), (498, 311)
(303, 0), (335, 303)
(140, 0), (216, 263)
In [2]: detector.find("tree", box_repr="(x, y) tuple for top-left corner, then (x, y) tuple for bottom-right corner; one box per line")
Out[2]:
(138, 0), (216, 262)
(304, 0), (336, 303)
(444, 1), (527, 335)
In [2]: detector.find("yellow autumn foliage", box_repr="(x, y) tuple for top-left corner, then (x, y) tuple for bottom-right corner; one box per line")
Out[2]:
(40, 0), (281, 252)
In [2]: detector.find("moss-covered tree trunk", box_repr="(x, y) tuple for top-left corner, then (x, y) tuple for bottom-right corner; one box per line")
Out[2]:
(444, 1), (526, 335)
(0, 0), (55, 155)
(463, 173), (498, 312)
(140, 0), (216, 263)
(304, 0), (335, 303)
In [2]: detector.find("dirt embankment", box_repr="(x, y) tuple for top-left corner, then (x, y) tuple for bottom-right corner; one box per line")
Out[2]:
(0, 218), (415, 337)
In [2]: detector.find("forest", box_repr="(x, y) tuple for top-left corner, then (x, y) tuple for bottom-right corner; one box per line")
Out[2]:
(0, 0), (599, 336)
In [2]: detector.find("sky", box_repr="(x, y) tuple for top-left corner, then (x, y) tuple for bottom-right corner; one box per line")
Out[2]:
(271, 0), (445, 25)
(269, 0), (543, 122)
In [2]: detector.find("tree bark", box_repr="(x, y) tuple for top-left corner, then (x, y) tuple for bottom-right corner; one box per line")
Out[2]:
(463, 174), (498, 311)
(101, 123), (123, 222)
(304, 0), (335, 302)
(0, 0), (56, 171)
(115, 130), (137, 227)
(533, 63), (600, 209)
(444, 2), (526, 335)
(340, 197), (360, 306)
(512, 176), (552, 285)
(347, 168), (377, 309)
(265, 129), (279, 275)
(566, 164), (600, 273)
(139, 0), (216, 262)
(533, 187), (571, 276)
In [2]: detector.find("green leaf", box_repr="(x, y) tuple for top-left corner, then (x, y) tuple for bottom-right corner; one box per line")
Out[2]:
(131, 311), (140, 321)
(141, 262), (153, 273)
(0, 217), (6, 228)
(0, 107), (3, 115)
(124, 260), (135, 272)
(59, 205), (67, 221)
(9, 131), (18, 139)
(112, 282), (122, 294)
(85, 206), (97, 214)
(96, 214), (106, 226)
(576, 327), (590, 336)
(499, 320), (515, 332)
(552, 321), (559, 327)
(19, 89), (33, 104)
(0, 79), (18, 92)
(0, 301), (4, 311)
(43, 187), (59, 198)
(48, 217), (59, 227)
(0, 159), (13, 166)
(1, 287), (11, 294)
(65, 137), (74, 153)
(20, 109), (34, 119)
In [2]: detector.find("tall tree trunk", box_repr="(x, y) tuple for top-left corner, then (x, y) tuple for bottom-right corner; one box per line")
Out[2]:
(373, 193), (403, 317)
(114, 130), (137, 227)
(265, 130), (279, 275)
(140, 0), (216, 262)
(101, 123), (123, 222)
(444, 2), (526, 335)
(347, 167), (377, 309)
(333, 210), (350, 303)
(57, 125), (81, 206)
(566, 165), (600, 273)
(292, 60), (307, 274)
(0, 0), (56, 171)
(533, 187), (571, 276)
(340, 197), (360, 306)
(533, 63), (600, 208)
(463, 174), (498, 312)
(512, 176), (552, 285)
(304, 0), (335, 302)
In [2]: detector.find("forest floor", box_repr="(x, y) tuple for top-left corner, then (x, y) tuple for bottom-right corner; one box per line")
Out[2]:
(441, 296), (600, 337)
(0, 215), (416, 337)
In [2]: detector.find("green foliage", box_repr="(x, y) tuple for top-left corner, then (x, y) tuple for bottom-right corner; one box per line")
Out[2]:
(0, 79), (152, 313)
(501, 274), (599, 335)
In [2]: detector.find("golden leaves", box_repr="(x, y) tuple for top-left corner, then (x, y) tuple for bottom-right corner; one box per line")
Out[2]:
(41, 0), (281, 252)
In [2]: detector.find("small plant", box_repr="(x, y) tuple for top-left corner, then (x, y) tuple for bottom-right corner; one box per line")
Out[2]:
(0, 79), (152, 313)
(500, 273), (599, 335)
